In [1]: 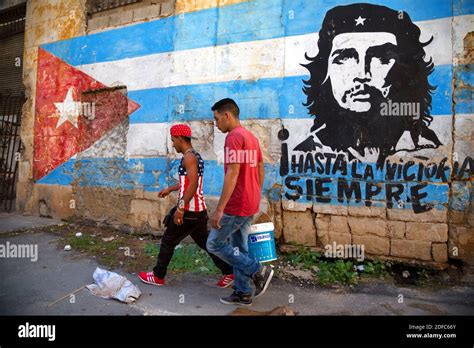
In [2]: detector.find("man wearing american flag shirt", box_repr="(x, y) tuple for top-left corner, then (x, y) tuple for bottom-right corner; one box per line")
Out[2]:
(139, 124), (234, 288)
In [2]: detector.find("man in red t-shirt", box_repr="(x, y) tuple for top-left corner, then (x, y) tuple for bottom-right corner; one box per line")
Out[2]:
(206, 98), (274, 306)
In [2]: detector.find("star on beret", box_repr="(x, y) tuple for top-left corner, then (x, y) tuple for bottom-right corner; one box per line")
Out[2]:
(355, 16), (366, 26)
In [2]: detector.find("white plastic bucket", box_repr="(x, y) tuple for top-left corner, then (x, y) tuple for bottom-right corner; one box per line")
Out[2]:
(248, 222), (277, 263)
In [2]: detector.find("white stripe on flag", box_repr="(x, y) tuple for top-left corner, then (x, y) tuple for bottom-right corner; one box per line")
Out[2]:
(126, 123), (168, 157)
(197, 176), (203, 211)
(123, 115), (456, 162)
(179, 175), (185, 200)
(76, 16), (470, 92)
(189, 187), (196, 212)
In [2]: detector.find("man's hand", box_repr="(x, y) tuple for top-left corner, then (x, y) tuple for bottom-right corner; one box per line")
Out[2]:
(212, 163), (239, 229)
(158, 188), (170, 198)
(173, 208), (184, 226)
(211, 208), (224, 229)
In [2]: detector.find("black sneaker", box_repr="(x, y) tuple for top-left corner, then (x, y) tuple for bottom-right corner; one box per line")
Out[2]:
(220, 291), (253, 306)
(252, 265), (274, 298)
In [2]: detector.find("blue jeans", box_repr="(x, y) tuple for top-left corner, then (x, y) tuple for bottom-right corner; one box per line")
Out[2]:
(207, 214), (260, 294)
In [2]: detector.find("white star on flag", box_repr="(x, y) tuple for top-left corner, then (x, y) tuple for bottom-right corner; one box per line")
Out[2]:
(54, 87), (82, 128)
(355, 16), (366, 26)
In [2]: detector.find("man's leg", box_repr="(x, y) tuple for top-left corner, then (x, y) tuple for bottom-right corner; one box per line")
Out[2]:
(189, 212), (233, 275)
(206, 214), (260, 294)
(230, 219), (274, 298)
(152, 217), (189, 279)
(229, 218), (254, 294)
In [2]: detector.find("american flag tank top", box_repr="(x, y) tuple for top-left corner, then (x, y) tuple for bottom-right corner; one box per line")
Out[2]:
(177, 149), (207, 212)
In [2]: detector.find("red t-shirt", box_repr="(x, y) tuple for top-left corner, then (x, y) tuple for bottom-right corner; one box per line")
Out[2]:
(224, 126), (263, 216)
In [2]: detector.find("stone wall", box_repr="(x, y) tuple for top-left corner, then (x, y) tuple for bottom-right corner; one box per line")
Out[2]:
(17, 0), (473, 267)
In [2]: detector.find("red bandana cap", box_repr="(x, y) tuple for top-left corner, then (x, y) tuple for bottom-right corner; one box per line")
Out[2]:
(170, 124), (192, 137)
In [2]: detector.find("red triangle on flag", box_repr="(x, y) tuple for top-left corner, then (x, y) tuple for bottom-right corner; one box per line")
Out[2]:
(33, 48), (140, 180)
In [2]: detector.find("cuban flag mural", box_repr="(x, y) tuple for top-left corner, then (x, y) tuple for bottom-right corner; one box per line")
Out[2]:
(34, 0), (473, 215)
(34, 48), (141, 181)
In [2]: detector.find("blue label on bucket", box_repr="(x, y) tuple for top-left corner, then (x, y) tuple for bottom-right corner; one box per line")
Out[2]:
(248, 229), (277, 263)
(250, 233), (271, 243)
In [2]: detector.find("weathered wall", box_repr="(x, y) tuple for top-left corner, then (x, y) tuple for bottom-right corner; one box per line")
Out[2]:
(18, 0), (473, 266)
(17, 0), (87, 221)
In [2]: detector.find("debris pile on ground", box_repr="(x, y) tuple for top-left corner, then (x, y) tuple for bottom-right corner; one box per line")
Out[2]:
(86, 267), (141, 304)
(229, 305), (297, 316)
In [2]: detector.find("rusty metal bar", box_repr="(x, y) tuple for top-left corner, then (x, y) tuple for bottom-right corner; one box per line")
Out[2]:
(0, 95), (13, 210)
(7, 115), (21, 211)
(0, 93), (24, 211)
(0, 3), (26, 38)
(89, 0), (141, 14)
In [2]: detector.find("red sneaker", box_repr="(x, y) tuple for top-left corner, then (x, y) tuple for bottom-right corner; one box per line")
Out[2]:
(139, 271), (165, 286)
(216, 274), (234, 288)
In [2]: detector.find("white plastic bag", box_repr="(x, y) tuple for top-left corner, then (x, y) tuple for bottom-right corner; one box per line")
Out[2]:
(86, 267), (141, 304)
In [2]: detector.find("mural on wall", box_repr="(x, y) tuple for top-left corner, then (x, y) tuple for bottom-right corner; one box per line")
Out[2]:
(31, 0), (472, 217)
(33, 48), (140, 180)
(296, 3), (441, 165)
(279, 2), (472, 214)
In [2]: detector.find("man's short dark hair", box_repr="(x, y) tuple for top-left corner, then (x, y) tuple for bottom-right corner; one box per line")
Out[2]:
(172, 135), (191, 143)
(211, 98), (240, 118)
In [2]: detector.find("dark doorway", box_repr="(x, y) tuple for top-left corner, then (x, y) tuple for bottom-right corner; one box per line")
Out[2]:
(0, 2), (26, 211)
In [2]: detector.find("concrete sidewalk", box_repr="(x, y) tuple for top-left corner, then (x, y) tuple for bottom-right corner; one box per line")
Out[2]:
(0, 212), (62, 234)
(1, 227), (473, 316)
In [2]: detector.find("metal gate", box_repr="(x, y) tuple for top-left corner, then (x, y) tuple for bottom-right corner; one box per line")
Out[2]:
(0, 93), (24, 211)
(0, 3), (26, 211)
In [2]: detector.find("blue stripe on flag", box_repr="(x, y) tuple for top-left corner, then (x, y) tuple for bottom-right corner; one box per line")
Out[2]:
(41, 0), (470, 66)
(128, 64), (453, 123)
(37, 156), (458, 212)
(454, 0), (474, 16)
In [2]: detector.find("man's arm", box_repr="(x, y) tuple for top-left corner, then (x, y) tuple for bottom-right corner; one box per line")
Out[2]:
(211, 163), (240, 229)
(157, 184), (179, 198)
(168, 184), (180, 192)
(258, 161), (264, 192)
